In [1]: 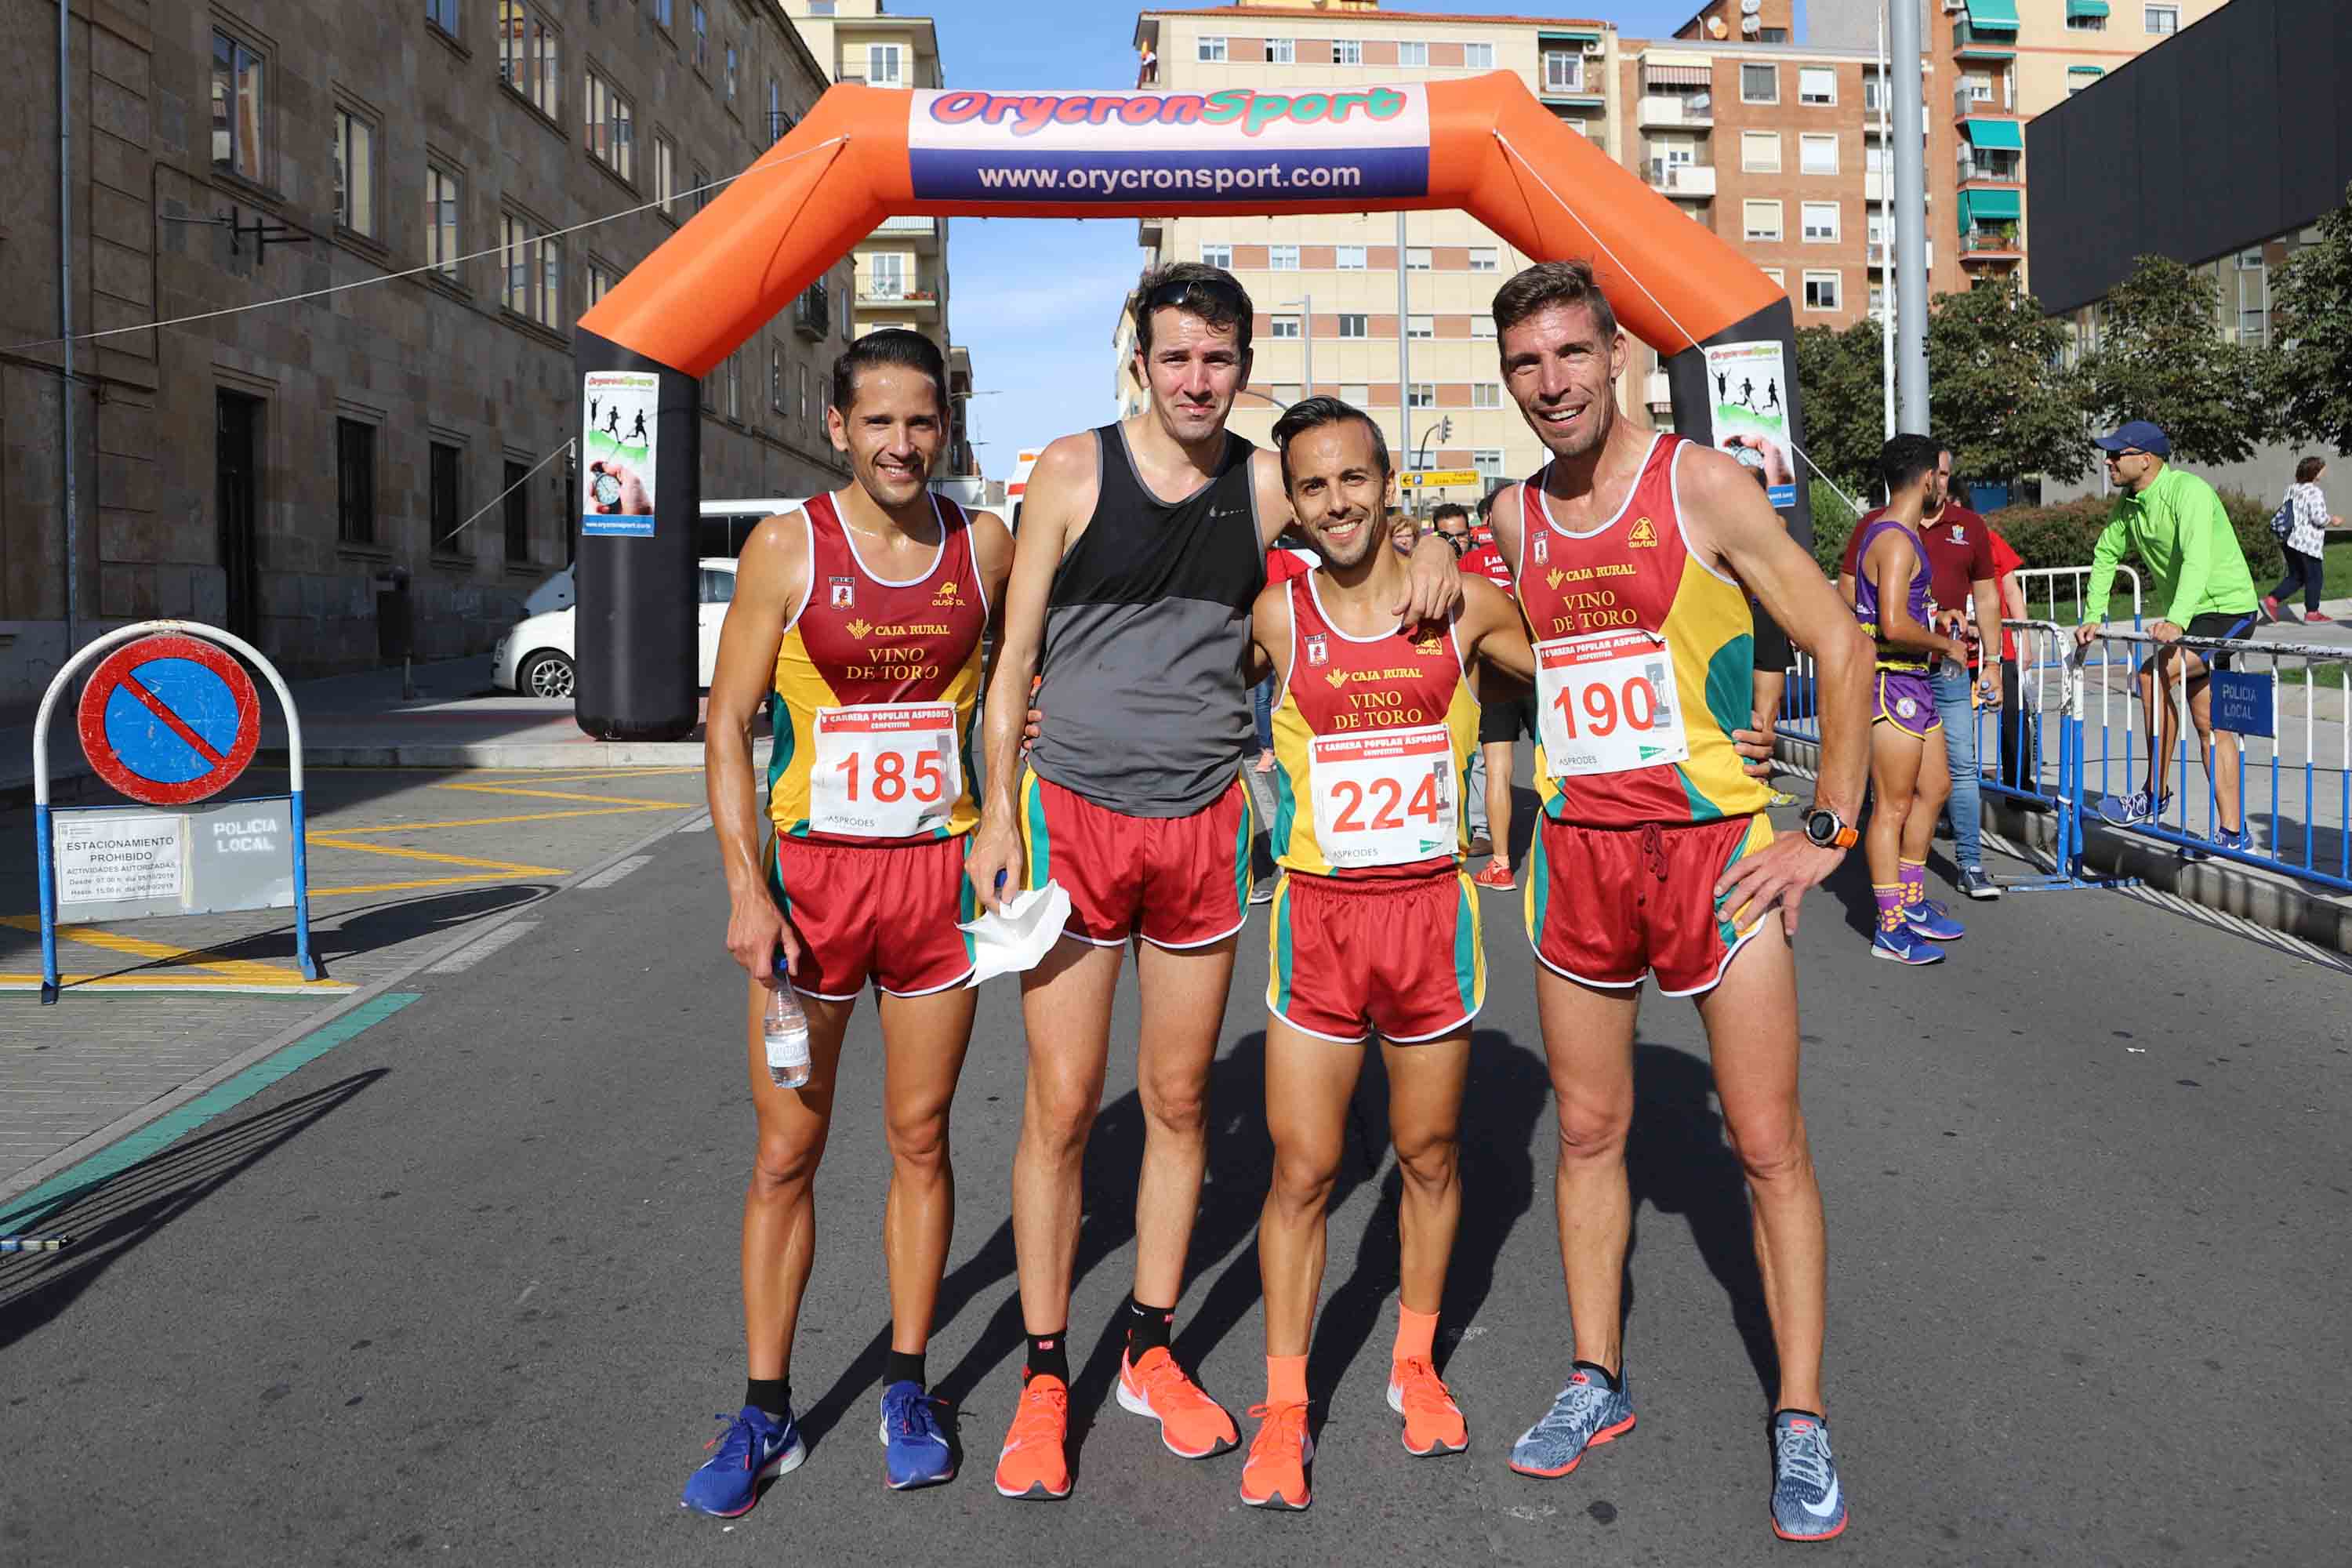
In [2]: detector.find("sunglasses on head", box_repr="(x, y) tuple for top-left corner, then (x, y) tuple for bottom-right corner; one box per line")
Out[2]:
(1144, 276), (1247, 316)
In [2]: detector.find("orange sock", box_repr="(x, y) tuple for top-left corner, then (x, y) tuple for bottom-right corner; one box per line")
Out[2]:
(1265, 1354), (1308, 1407)
(1393, 1304), (1439, 1366)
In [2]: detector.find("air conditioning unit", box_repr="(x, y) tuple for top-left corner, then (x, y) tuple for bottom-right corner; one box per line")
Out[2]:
(1943, 0), (1965, 12)
(1583, 40), (1605, 56)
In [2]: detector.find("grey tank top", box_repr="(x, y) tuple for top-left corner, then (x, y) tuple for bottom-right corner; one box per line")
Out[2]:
(1027, 424), (1265, 817)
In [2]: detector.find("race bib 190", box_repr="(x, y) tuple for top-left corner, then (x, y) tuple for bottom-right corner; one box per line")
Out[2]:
(1308, 724), (1457, 868)
(808, 702), (960, 838)
(1534, 630), (1690, 779)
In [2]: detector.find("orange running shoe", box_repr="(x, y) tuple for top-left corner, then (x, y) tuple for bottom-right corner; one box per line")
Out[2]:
(1237, 1400), (1313, 1512)
(1388, 1356), (1468, 1457)
(1472, 861), (1514, 891)
(1116, 1347), (1239, 1457)
(993, 1375), (1073, 1501)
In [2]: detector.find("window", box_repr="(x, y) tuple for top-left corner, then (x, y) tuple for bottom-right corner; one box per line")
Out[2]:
(501, 212), (561, 329)
(1802, 270), (1841, 312)
(586, 260), (615, 307)
(1268, 37), (1294, 64)
(1341, 383), (1370, 406)
(1406, 247), (1432, 270)
(1406, 314), (1434, 339)
(1269, 244), (1299, 270)
(430, 441), (463, 549)
(699, 568), (735, 605)
(652, 0), (672, 26)
(771, 343), (786, 410)
(426, 0), (459, 37)
(807, 0), (833, 13)
(332, 107), (376, 237)
(1407, 383), (1436, 408)
(867, 43), (902, 87)
(692, 165), (712, 213)
(1472, 383), (1502, 409)
(2067, 8), (2106, 28)
(1334, 39), (1362, 66)
(691, 4), (707, 71)
(1269, 315), (1301, 339)
(210, 29), (265, 182)
(1966, 74), (1994, 103)
(336, 418), (376, 546)
(1473, 448), (1504, 483)
(724, 350), (741, 422)
(2238, 256), (2268, 345)
(1336, 245), (1367, 270)
(1741, 64), (1777, 103)
(1201, 241), (1232, 268)
(1471, 316), (1497, 340)
(1544, 51), (1582, 95)
(869, 252), (909, 298)
(1800, 133), (1838, 176)
(725, 41), (739, 103)
(655, 135), (677, 214)
(499, 2), (560, 118)
(1802, 201), (1840, 242)
(2144, 5), (2178, 34)
(1399, 41), (1428, 67)
(425, 164), (460, 276)
(1465, 42), (1494, 70)
(1862, 71), (1884, 114)
(1741, 132), (1780, 173)
(503, 459), (530, 563)
(1868, 283), (1886, 314)
(1197, 35), (1227, 63)
(1465, 246), (1500, 274)
(585, 69), (634, 181)
(1762, 267), (1784, 285)
(1798, 67), (1835, 106)
(1337, 314), (1369, 339)
(1744, 200), (1783, 242)
(1272, 384), (1302, 407)
(768, 77), (788, 144)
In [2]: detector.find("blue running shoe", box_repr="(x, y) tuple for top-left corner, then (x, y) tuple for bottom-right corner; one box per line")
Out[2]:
(1871, 922), (1946, 965)
(2096, 789), (2169, 826)
(1901, 898), (1965, 941)
(2180, 825), (2255, 863)
(1769, 1410), (1847, 1541)
(880, 1381), (956, 1490)
(1508, 1366), (1634, 1479)
(681, 1404), (804, 1517)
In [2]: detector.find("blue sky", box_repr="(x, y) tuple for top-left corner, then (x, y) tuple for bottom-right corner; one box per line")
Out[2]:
(936, 1), (1737, 477)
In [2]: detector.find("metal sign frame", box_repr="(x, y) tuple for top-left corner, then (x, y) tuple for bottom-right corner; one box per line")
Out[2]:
(30, 620), (321, 1004)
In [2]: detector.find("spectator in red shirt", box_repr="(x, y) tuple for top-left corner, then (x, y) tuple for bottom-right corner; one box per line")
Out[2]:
(1985, 524), (2039, 792)
(1838, 441), (2005, 899)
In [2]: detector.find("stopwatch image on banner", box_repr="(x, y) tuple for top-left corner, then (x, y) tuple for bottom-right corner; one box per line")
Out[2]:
(582, 370), (659, 537)
(1702, 339), (1796, 510)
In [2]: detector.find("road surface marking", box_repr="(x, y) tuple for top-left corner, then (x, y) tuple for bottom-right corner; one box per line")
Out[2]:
(579, 855), (652, 890)
(435, 782), (697, 808)
(426, 920), (540, 974)
(677, 813), (713, 833)
(0, 973), (354, 994)
(310, 873), (551, 897)
(321, 807), (673, 833)
(0, 914), (299, 987)
(305, 837), (564, 877)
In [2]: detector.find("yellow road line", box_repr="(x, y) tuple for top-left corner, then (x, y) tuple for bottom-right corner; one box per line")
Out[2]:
(320, 805), (673, 833)
(0, 914), (297, 985)
(305, 837), (564, 876)
(434, 783), (699, 808)
(0, 974), (356, 993)
(467, 767), (703, 785)
(311, 874), (550, 895)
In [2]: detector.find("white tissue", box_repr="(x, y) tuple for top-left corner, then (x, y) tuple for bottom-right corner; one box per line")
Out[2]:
(957, 881), (1073, 986)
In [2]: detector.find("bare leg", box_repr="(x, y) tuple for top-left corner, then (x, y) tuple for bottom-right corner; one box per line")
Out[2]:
(1695, 931), (1827, 1414)
(2189, 675), (2243, 833)
(2139, 652), (2184, 805)
(1131, 934), (1240, 1308)
(875, 983), (980, 1356)
(1384, 1032), (1471, 1318)
(1534, 965), (1642, 1372)
(1864, 723), (1924, 891)
(1484, 740), (1516, 867)
(1258, 1018), (1366, 1357)
(1903, 724), (1949, 867)
(1010, 939), (1123, 1336)
(740, 979), (857, 1381)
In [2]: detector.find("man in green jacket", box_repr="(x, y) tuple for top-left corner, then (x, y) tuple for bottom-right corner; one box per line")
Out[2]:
(2073, 421), (2259, 858)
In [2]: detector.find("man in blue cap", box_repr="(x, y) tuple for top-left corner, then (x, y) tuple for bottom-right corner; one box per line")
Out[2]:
(2074, 421), (2260, 859)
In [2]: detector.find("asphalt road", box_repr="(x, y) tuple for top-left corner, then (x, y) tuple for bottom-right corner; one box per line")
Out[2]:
(2, 797), (2348, 1566)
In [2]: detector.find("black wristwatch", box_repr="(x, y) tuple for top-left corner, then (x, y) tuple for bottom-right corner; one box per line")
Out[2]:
(1803, 806), (1857, 850)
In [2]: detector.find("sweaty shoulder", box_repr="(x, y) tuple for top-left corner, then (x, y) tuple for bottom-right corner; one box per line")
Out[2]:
(1671, 441), (1777, 565)
(1459, 572), (1515, 630)
(963, 506), (1014, 577)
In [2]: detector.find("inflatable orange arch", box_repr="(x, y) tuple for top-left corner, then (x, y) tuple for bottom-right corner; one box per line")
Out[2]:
(574, 73), (1808, 740)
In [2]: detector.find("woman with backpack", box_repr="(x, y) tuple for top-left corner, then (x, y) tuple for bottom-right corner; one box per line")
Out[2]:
(2263, 456), (2339, 624)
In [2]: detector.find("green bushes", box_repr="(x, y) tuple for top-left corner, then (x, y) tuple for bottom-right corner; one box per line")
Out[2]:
(1805, 482), (1861, 577)
(1980, 488), (2282, 580)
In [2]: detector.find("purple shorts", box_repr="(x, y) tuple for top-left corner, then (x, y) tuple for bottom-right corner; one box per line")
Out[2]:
(1873, 670), (1940, 740)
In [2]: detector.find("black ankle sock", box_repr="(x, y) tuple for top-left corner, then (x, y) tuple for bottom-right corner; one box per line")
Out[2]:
(1124, 1296), (1174, 1358)
(1774, 1406), (1827, 1424)
(745, 1377), (790, 1419)
(884, 1350), (927, 1390)
(1025, 1330), (1069, 1385)
(1572, 1359), (1620, 1391)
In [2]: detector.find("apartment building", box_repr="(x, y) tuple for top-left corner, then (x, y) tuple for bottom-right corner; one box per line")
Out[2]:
(1129, 2), (1624, 506)
(778, 0), (978, 488)
(0, 0), (854, 709)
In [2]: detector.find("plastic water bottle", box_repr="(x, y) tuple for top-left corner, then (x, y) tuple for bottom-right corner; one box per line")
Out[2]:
(763, 982), (811, 1089)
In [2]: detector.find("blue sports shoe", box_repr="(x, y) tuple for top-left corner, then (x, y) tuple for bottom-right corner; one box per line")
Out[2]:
(880, 1380), (956, 1490)
(1871, 922), (1946, 965)
(1508, 1366), (1634, 1478)
(1901, 898), (1965, 941)
(2096, 789), (2169, 826)
(1769, 1410), (1847, 1541)
(682, 1404), (805, 1517)
(2180, 825), (2255, 863)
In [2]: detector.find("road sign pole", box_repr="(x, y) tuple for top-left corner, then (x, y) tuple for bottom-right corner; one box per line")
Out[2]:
(35, 803), (58, 1004)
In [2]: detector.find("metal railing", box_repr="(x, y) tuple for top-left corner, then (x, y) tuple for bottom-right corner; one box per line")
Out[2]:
(2014, 564), (2141, 628)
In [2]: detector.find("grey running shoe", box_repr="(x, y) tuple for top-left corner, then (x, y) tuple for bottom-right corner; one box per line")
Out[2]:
(1769, 1410), (1847, 1542)
(1957, 865), (2002, 900)
(1507, 1365), (1633, 1478)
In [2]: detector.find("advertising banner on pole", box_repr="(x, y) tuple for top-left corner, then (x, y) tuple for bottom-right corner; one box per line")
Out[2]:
(1701, 339), (1797, 509)
(583, 370), (660, 537)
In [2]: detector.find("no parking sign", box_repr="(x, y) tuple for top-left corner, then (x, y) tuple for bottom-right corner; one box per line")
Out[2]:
(75, 634), (262, 804)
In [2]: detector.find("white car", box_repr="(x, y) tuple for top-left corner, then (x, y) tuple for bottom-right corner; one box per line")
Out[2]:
(491, 557), (740, 699)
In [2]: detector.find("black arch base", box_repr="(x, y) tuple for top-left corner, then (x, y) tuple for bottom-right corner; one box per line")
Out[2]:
(1661, 296), (1813, 550)
(574, 329), (703, 742)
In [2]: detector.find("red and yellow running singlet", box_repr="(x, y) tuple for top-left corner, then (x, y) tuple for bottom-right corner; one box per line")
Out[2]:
(1512, 433), (1773, 829)
(768, 491), (986, 844)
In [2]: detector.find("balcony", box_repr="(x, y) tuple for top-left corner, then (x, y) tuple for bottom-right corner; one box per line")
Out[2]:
(1951, 20), (2018, 60)
(873, 214), (942, 250)
(1639, 94), (1712, 130)
(793, 279), (830, 339)
(858, 286), (938, 312)
(1956, 83), (2016, 121)
(1955, 158), (2022, 189)
(1647, 162), (1715, 198)
(1959, 227), (2024, 261)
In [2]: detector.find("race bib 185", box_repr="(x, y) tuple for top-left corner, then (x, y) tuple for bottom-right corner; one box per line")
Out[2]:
(808, 702), (960, 838)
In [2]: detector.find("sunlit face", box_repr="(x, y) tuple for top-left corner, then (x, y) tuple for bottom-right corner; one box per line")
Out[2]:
(827, 365), (942, 508)
(1433, 514), (1470, 553)
(1134, 308), (1247, 448)
(1390, 512), (1421, 557)
(1930, 451), (1953, 510)
(1283, 418), (1395, 570)
(2104, 446), (2158, 492)
(1499, 299), (1628, 461)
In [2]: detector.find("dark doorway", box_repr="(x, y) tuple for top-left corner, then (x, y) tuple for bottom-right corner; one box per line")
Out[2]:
(215, 391), (262, 642)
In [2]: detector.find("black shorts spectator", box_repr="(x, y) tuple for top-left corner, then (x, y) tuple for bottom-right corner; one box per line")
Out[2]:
(2183, 611), (2258, 671)
(1479, 692), (1540, 746)
(1751, 601), (1794, 673)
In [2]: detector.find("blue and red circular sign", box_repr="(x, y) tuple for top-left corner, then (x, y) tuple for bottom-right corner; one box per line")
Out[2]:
(76, 633), (261, 805)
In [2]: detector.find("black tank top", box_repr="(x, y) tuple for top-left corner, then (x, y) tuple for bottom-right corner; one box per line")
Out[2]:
(1027, 424), (1265, 816)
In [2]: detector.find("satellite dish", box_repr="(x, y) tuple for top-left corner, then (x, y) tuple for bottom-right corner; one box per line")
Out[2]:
(1707, 15), (1728, 36)
(1742, 14), (1762, 32)
(1741, 0), (1762, 13)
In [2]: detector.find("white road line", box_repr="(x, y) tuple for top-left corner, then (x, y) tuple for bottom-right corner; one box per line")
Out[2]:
(578, 855), (652, 890)
(677, 812), (713, 833)
(425, 920), (540, 974)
